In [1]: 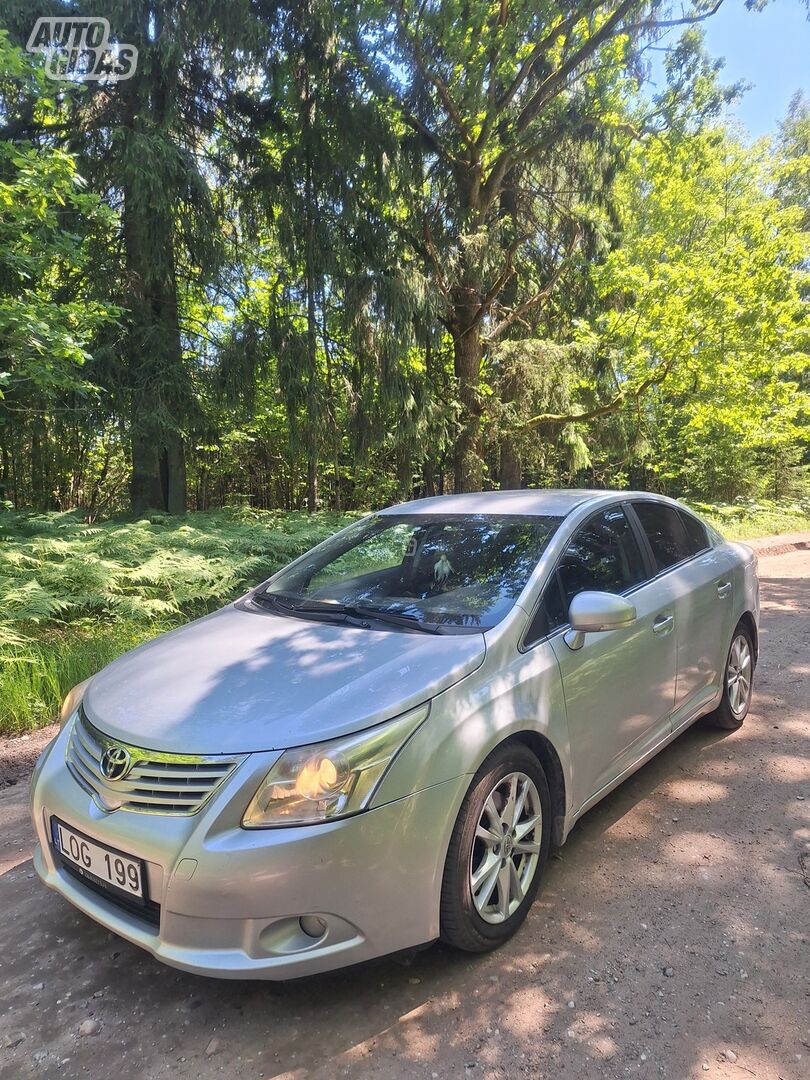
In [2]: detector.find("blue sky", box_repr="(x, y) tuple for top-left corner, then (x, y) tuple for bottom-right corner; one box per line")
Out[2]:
(653, 0), (810, 138)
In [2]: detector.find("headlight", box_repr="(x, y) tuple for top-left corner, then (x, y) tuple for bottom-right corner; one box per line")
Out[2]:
(242, 704), (429, 828)
(59, 678), (92, 730)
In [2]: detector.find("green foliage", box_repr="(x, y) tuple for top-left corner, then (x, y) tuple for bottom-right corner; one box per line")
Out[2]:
(0, 6), (808, 525)
(0, 507), (356, 641)
(777, 91), (810, 230)
(0, 36), (119, 405)
(1, 622), (168, 734)
(686, 498), (810, 541)
(582, 125), (810, 500)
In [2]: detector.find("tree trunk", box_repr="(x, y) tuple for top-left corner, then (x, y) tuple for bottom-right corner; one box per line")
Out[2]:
(498, 350), (523, 489)
(452, 299), (484, 493)
(421, 335), (438, 498)
(121, 12), (187, 517)
(30, 413), (46, 508)
(130, 400), (163, 515)
(299, 31), (321, 516)
(163, 432), (186, 515)
(306, 454), (318, 513)
(500, 439), (522, 489)
(333, 446), (341, 512)
(0, 440), (11, 505)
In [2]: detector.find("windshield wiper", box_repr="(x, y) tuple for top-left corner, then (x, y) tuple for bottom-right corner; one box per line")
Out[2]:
(348, 604), (445, 635)
(252, 592), (305, 612)
(253, 593), (374, 627)
(254, 593), (444, 634)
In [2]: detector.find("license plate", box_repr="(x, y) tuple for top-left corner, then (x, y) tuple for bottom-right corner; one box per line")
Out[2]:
(51, 818), (145, 901)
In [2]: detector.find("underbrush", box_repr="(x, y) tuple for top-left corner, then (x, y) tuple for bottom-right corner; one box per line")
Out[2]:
(686, 498), (810, 540)
(0, 507), (356, 734)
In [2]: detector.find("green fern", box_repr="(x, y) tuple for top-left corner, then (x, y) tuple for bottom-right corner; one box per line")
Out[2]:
(2, 579), (72, 621)
(0, 624), (32, 650)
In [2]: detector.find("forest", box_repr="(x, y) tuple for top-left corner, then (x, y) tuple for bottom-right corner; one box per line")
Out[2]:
(1, 0), (808, 516)
(1, 0), (809, 728)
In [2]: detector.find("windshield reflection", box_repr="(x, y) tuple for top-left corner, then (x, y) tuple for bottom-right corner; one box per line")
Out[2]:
(259, 514), (562, 633)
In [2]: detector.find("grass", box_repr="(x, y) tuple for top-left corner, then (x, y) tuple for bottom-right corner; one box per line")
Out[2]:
(2, 497), (808, 735)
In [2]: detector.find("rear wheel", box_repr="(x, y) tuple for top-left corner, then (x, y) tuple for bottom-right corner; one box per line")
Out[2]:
(440, 743), (551, 953)
(708, 623), (754, 731)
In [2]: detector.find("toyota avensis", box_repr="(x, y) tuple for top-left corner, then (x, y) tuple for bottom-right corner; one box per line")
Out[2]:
(31, 490), (759, 978)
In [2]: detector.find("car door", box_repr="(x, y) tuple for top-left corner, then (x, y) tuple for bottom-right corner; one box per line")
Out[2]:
(526, 505), (677, 814)
(629, 501), (736, 730)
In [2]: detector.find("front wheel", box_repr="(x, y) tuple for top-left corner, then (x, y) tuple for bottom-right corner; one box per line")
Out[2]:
(708, 623), (755, 731)
(440, 743), (551, 953)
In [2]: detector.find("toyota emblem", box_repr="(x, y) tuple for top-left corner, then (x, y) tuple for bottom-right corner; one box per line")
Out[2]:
(100, 745), (132, 781)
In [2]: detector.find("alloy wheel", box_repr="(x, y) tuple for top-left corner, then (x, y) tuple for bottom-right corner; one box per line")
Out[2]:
(727, 634), (752, 717)
(469, 771), (543, 924)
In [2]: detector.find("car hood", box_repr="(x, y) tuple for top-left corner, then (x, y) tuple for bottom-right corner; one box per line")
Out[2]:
(82, 603), (486, 754)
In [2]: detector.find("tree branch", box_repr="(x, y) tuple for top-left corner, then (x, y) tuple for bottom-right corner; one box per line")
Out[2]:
(395, 2), (477, 155)
(421, 220), (453, 303)
(515, 0), (640, 134)
(524, 358), (675, 429)
(402, 113), (458, 166)
(485, 225), (583, 343)
(626, 0), (724, 33)
(491, 2), (597, 121)
(465, 234), (526, 333)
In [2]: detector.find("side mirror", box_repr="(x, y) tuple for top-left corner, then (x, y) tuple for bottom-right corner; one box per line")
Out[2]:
(564, 591), (636, 651)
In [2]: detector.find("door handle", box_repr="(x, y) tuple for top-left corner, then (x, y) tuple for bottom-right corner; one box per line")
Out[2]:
(653, 613), (674, 635)
(717, 581), (732, 598)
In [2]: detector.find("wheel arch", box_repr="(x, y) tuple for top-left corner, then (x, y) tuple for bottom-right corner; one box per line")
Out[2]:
(738, 610), (759, 663)
(506, 731), (567, 846)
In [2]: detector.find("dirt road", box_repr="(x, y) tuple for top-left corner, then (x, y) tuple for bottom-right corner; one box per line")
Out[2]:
(1, 550), (808, 1080)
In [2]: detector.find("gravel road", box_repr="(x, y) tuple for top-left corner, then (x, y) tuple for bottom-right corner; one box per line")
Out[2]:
(1, 549), (808, 1080)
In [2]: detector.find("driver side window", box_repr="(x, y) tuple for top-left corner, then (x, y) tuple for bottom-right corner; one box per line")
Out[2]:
(527, 506), (647, 644)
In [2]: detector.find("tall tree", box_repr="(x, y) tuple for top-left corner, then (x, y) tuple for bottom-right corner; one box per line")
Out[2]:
(777, 91), (810, 232)
(355, 0), (726, 491)
(259, 0), (360, 512)
(4, 1), (264, 513)
(0, 35), (120, 509)
(223, 0), (434, 511)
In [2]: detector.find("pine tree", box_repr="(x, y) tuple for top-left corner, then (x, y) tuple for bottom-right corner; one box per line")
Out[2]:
(3, 0), (265, 514)
(356, 0), (726, 491)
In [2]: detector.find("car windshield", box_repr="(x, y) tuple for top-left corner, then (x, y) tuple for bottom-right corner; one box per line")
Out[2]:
(257, 513), (563, 633)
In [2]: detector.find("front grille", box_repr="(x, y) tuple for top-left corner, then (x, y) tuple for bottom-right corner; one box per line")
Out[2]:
(66, 708), (244, 816)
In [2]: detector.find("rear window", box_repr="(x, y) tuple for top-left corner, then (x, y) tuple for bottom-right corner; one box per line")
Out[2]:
(633, 502), (693, 571)
(678, 510), (710, 556)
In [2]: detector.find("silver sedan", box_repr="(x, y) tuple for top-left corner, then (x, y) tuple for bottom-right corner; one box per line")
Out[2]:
(31, 490), (759, 978)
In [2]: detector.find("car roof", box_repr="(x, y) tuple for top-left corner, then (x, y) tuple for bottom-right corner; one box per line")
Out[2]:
(378, 489), (631, 518)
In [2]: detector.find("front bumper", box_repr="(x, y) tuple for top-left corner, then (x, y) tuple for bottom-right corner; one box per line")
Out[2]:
(31, 723), (468, 979)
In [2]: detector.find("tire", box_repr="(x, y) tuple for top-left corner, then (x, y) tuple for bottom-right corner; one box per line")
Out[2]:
(440, 742), (551, 953)
(708, 623), (755, 731)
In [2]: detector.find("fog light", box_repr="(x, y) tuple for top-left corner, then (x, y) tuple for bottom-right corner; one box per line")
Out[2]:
(299, 915), (327, 939)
